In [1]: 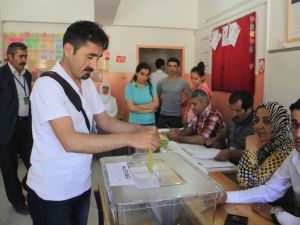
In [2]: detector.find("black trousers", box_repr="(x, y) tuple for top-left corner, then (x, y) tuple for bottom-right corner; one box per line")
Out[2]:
(156, 114), (183, 128)
(28, 188), (91, 225)
(0, 118), (32, 208)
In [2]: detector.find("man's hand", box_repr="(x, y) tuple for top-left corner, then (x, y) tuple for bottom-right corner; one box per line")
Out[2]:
(167, 129), (181, 141)
(214, 149), (230, 161)
(251, 203), (273, 221)
(245, 134), (262, 154)
(206, 137), (217, 147)
(130, 126), (160, 150)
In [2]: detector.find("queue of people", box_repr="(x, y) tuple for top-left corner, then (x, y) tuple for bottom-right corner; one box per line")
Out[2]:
(1, 20), (300, 225)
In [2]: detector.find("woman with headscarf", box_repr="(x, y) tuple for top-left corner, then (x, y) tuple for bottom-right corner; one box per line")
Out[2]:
(99, 82), (118, 118)
(238, 102), (295, 212)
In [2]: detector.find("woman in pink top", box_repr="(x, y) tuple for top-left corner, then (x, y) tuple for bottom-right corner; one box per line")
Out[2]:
(184, 62), (213, 124)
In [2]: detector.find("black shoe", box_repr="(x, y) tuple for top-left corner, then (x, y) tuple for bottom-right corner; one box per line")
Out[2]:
(14, 204), (29, 215)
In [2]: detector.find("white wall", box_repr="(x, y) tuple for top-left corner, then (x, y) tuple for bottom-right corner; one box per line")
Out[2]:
(264, 0), (300, 109)
(195, 0), (267, 75)
(0, 0), (94, 23)
(103, 26), (195, 73)
(114, 0), (198, 29)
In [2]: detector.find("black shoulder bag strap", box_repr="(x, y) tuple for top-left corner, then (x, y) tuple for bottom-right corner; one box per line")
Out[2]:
(40, 71), (91, 133)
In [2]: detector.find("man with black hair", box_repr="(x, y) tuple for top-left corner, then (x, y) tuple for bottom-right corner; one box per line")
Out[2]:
(151, 58), (167, 89)
(0, 42), (33, 215)
(218, 99), (300, 225)
(151, 58), (168, 122)
(156, 57), (189, 128)
(26, 21), (159, 225)
(206, 91), (254, 164)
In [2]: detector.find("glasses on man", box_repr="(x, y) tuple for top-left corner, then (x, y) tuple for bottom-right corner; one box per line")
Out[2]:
(102, 86), (109, 89)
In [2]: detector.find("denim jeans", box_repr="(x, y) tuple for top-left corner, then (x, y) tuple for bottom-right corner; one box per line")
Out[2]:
(27, 188), (91, 225)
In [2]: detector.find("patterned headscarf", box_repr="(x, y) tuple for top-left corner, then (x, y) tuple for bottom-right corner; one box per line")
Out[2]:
(254, 102), (294, 161)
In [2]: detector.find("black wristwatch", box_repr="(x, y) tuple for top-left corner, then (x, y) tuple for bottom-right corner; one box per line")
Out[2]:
(270, 206), (283, 225)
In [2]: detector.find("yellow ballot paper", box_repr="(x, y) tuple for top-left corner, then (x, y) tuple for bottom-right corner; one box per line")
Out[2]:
(146, 149), (154, 172)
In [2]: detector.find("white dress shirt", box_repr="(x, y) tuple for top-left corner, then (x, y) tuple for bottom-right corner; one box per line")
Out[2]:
(226, 149), (300, 225)
(8, 62), (29, 117)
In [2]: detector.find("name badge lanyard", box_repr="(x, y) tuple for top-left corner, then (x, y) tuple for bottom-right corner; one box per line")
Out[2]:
(14, 75), (30, 105)
(14, 75), (28, 97)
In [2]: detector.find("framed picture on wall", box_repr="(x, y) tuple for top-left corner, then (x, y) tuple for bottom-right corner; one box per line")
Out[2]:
(287, 0), (300, 42)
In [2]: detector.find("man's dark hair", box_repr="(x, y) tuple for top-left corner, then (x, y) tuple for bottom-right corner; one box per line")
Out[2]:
(7, 42), (27, 56)
(63, 20), (109, 54)
(229, 91), (254, 110)
(167, 57), (180, 66)
(290, 99), (300, 112)
(190, 89), (208, 101)
(155, 58), (165, 69)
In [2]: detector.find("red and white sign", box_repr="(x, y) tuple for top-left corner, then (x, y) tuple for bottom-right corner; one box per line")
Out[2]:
(258, 58), (265, 75)
(116, 55), (126, 63)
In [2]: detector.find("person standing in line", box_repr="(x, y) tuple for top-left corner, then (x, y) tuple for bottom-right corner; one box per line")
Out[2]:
(151, 58), (168, 122)
(99, 82), (118, 118)
(26, 21), (159, 225)
(156, 57), (190, 128)
(0, 42), (33, 215)
(125, 62), (159, 126)
(151, 58), (168, 89)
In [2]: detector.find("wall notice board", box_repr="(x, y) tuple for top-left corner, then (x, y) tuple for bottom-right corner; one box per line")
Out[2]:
(3, 32), (64, 74)
(211, 12), (256, 94)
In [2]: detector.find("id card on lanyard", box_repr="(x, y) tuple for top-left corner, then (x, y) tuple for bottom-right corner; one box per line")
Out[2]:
(14, 74), (29, 105)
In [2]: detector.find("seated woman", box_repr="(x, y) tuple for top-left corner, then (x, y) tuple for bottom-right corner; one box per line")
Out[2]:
(238, 101), (295, 212)
(99, 82), (118, 118)
(125, 62), (159, 126)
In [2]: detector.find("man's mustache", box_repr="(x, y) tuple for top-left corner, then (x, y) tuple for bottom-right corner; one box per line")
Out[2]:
(19, 62), (26, 66)
(81, 67), (94, 80)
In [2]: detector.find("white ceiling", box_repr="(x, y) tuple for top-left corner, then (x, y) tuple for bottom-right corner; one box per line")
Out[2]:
(94, 0), (121, 26)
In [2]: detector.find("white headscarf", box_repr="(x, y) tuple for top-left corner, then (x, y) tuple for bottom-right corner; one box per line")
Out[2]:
(100, 82), (112, 104)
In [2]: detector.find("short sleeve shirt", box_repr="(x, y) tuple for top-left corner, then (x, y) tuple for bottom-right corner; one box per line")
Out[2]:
(125, 81), (157, 125)
(27, 62), (105, 200)
(157, 77), (189, 116)
(188, 104), (224, 139)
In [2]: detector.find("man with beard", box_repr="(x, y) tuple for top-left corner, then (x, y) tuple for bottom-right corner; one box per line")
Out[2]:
(206, 91), (254, 164)
(26, 21), (159, 225)
(218, 99), (300, 225)
(0, 42), (33, 214)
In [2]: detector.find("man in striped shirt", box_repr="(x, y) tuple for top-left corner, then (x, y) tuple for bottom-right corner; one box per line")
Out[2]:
(167, 89), (224, 145)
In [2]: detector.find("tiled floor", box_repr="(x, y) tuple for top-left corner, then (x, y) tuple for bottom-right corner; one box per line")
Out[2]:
(0, 157), (102, 225)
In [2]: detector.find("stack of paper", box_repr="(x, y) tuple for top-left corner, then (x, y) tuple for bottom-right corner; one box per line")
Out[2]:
(179, 143), (221, 159)
(178, 143), (235, 170)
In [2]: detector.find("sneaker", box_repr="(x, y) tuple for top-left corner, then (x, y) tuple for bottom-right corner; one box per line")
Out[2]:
(14, 204), (29, 215)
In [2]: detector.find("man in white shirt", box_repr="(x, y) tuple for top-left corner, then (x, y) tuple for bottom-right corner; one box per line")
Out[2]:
(151, 58), (168, 122)
(26, 21), (159, 225)
(151, 58), (168, 89)
(218, 99), (300, 225)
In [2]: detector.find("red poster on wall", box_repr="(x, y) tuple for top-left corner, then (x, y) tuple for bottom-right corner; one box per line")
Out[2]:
(211, 12), (256, 94)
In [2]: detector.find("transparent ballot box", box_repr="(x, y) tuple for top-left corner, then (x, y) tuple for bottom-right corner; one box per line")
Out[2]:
(99, 151), (224, 225)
